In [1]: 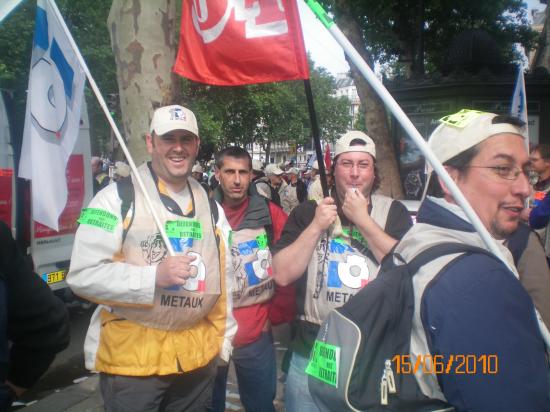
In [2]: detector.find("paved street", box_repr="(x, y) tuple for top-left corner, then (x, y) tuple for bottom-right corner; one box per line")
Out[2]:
(13, 303), (291, 412)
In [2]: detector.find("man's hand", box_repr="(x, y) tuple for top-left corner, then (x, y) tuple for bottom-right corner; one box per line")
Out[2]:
(155, 255), (197, 288)
(312, 197), (338, 232)
(342, 188), (369, 225)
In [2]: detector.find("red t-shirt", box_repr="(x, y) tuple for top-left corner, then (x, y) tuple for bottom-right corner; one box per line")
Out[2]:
(222, 198), (293, 347)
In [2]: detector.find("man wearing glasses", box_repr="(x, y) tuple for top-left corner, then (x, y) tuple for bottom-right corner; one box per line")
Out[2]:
(271, 131), (412, 411)
(395, 110), (549, 410)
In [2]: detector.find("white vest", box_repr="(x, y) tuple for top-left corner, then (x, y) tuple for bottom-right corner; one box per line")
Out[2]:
(113, 164), (221, 330)
(301, 194), (394, 324)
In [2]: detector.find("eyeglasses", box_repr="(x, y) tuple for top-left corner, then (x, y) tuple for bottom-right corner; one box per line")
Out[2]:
(337, 160), (372, 170)
(468, 165), (530, 180)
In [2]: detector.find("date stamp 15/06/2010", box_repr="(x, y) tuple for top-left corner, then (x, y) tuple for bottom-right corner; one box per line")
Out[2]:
(392, 354), (498, 375)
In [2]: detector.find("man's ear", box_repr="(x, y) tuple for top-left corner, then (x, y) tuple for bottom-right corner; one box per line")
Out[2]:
(438, 166), (460, 198)
(194, 137), (201, 157)
(145, 134), (154, 154)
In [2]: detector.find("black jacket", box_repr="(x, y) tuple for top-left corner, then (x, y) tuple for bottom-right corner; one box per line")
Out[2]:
(0, 222), (70, 395)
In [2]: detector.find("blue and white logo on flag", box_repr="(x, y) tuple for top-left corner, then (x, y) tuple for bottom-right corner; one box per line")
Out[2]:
(19, 0), (85, 231)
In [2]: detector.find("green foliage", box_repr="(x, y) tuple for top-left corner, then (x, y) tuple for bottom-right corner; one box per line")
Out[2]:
(0, 0), (116, 155)
(184, 59), (350, 160)
(0, 2), (347, 160)
(321, 0), (537, 77)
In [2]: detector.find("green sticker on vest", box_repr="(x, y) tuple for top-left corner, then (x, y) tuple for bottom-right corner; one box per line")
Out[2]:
(256, 233), (268, 249)
(305, 340), (340, 388)
(165, 220), (203, 239)
(228, 230), (233, 247)
(77, 208), (119, 233)
(342, 227), (368, 248)
(439, 109), (485, 128)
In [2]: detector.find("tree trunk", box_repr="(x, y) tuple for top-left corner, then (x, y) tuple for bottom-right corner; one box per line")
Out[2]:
(333, 3), (404, 198)
(108, 0), (180, 165)
(533, 5), (550, 71)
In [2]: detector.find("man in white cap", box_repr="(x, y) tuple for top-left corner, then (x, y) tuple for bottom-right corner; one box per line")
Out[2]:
(394, 110), (549, 410)
(280, 167), (307, 214)
(263, 163), (287, 207)
(67, 105), (236, 411)
(306, 160), (320, 199)
(192, 163), (209, 193)
(272, 130), (412, 411)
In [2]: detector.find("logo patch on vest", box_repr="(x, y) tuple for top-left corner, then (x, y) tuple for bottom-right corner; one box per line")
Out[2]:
(141, 233), (168, 264)
(236, 234), (272, 286)
(327, 239), (369, 289)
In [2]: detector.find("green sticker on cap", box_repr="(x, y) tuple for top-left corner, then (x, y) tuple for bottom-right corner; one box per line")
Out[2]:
(306, 340), (340, 387)
(77, 208), (119, 233)
(256, 233), (268, 249)
(165, 220), (203, 239)
(439, 109), (485, 128)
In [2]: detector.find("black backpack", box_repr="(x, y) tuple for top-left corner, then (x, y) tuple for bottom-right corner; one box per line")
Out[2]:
(308, 242), (491, 412)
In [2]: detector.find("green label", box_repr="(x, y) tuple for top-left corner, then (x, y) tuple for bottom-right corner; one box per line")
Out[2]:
(342, 227), (368, 247)
(228, 230), (233, 248)
(305, 340), (340, 387)
(165, 220), (203, 239)
(256, 233), (268, 249)
(77, 208), (119, 233)
(306, 0), (334, 28)
(439, 109), (485, 128)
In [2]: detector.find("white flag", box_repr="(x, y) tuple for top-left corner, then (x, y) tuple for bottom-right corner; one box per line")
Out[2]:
(19, 0), (85, 231)
(510, 65), (529, 144)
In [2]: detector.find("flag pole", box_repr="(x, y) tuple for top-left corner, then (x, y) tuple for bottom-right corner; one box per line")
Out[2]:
(304, 0), (510, 268)
(46, 0), (176, 256)
(303, 79), (329, 197)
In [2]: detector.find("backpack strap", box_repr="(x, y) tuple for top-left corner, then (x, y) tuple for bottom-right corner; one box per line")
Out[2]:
(405, 242), (492, 275)
(116, 176), (135, 243)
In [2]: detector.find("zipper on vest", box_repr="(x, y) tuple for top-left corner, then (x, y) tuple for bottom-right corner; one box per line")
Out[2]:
(380, 359), (397, 405)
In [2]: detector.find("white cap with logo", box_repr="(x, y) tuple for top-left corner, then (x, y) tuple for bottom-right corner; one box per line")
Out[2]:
(429, 110), (526, 163)
(150, 105), (199, 137)
(335, 130), (376, 158)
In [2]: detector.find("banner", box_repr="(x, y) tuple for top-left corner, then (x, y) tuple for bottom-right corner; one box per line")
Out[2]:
(174, 0), (310, 85)
(324, 142), (331, 170)
(510, 65), (529, 145)
(19, 0), (85, 231)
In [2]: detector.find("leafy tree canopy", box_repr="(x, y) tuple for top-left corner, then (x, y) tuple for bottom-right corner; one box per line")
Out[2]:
(323, 0), (537, 77)
(183, 58), (350, 161)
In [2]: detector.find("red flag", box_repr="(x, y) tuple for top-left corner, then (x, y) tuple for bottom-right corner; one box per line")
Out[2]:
(324, 143), (331, 170)
(174, 0), (310, 86)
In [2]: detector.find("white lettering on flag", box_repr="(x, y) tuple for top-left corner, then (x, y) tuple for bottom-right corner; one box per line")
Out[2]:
(19, 0), (85, 231)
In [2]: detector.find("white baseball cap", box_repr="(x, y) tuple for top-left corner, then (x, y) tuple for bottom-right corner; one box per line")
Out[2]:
(265, 164), (284, 176)
(150, 105), (199, 137)
(252, 159), (264, 172)
(287, 167), (299, 175)
(115, 161), (130, 177)
(335, 130), (376, 158)
(429, 110), (526, 163)
(192, 164), (203, 173)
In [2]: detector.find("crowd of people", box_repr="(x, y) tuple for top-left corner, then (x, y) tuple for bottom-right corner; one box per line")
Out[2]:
(4, 103), (550, 411)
